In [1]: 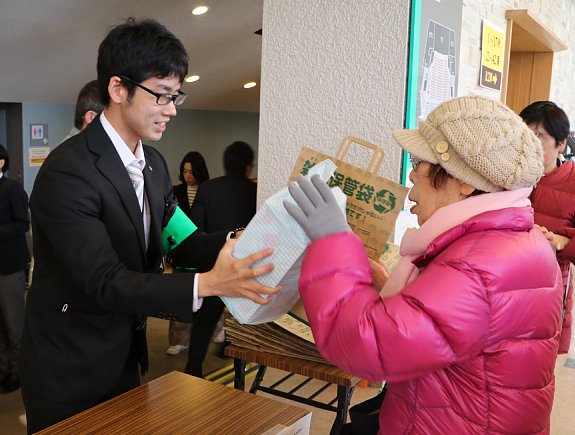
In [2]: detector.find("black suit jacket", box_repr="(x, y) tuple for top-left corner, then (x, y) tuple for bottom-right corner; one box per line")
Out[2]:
(21, 118), (225, 405)
(0, 176), (30, 274)
(190, 174), (257, 233)
(173, 182), (193, 218)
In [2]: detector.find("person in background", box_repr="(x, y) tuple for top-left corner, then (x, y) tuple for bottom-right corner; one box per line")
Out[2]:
(186, 141), (257, 377)
(173, 151), (210, 217)
(20, 18), (277, 433)
(0, 145), (29, 395)
(520, 100), (574, 354)
(59, 80), (104, 143)
(285, 95), (563, 433)
(166, 151), (210, 356)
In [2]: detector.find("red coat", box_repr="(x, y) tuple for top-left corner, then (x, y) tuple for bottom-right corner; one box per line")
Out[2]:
(299, 207), (563, 433)
(531, 161), (575, 353)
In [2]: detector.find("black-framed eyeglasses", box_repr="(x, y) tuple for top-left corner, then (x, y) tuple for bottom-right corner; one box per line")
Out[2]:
(119, 75), (187, 106)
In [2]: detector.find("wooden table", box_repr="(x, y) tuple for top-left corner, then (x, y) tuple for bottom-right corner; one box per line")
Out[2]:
(225, 345), (361, 435)
(37, 371), (310, 434)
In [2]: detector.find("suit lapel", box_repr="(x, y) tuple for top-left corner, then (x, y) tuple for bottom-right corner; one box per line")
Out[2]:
(85, 119), (147, 256)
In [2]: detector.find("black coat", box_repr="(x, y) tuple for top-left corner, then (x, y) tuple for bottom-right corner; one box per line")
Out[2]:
(0, 175), (30, 274)
(173, 182), (194, 218)
(21, 118), (225, 407)
(190, 174), (257, 233)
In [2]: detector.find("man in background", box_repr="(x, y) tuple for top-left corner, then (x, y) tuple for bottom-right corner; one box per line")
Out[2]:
(59, 79), (104, 143)
(187, 141), (257, 377)
(0, 144), (29, 395)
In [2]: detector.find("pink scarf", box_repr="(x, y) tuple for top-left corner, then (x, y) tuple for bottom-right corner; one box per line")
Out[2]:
(380, 187), (533, 298)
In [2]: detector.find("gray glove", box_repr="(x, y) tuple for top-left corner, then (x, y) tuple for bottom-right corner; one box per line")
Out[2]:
(284, 174), (351, 241)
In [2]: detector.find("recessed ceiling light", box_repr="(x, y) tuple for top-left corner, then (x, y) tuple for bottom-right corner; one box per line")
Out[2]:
(243, 82), (257, 89)
(192, 6), (208, 15)
(185, 75), (200, 83)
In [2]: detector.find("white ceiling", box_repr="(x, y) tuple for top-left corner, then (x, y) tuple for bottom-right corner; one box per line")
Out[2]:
(0, 0), (263, 112)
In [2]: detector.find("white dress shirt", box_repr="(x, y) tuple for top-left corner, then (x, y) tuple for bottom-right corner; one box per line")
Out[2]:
(99, 113), (203, 311)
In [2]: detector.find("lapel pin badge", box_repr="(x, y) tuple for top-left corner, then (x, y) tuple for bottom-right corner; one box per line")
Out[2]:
(149, 166), (153, 171)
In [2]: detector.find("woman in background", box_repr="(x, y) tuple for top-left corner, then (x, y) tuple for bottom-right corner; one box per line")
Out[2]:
(285, 95), (563, 433)
(172, 151), (210, 219)
(166, 151), (210, 356)
(520, 101), (574, 355)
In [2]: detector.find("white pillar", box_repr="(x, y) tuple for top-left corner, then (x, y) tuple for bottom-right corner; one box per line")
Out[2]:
(258, 0), (411, 204)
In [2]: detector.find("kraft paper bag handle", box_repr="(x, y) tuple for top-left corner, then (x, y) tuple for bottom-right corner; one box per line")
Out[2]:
(336, 136), (385, 174)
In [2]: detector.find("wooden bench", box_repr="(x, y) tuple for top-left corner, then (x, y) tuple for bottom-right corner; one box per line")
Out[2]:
(225, 345), (361, 435)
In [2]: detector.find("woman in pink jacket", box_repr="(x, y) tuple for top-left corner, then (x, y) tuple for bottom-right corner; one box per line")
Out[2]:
(519, 101), (573, 355)
(285, 96), (564, 433)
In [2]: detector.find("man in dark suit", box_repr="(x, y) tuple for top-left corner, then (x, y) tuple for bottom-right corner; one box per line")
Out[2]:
(0, 144), (29, 395)
(190, 141), (257, 233)
(186, 141), (257, 377)
(20, 19), (278, 433)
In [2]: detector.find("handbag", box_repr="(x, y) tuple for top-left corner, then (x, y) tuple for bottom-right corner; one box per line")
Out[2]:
(342, 384), (387, 435)
(290, 137), (408, 259)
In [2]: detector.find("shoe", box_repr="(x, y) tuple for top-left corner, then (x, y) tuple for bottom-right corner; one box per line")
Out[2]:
(213, 328), (225, 344)
(18, 413), (27, 427)
(0, 373), (20, 394)
(166, 344), (188, 356)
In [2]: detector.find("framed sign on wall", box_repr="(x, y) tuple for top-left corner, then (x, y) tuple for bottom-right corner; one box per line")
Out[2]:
(401, 0), (463, 192)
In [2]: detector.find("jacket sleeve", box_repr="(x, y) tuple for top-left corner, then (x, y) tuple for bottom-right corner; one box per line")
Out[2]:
(190, 185), (207, 232)
(556, 212), (574, 354)
(557, 230), (575, 265)
(299, 232), (490, 383)
(170, 230), (227, 273)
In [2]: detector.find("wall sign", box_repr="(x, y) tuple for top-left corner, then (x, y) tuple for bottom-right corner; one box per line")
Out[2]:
(30, 123), (49, 146)
(480, 20), (505, 90)
(29, 146), (50, 167)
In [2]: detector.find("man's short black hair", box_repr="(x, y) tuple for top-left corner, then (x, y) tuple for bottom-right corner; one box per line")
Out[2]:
(97, 18), (188, 106)
(179, 151), (210, 184)
(519, 101), (570, 146)
(0, 144), (9, 172)
(74, 80), (104, 130)
(224, 141), (254, 176)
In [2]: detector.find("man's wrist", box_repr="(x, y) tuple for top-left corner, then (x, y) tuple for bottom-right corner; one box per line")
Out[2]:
(229, 227), (245, 239)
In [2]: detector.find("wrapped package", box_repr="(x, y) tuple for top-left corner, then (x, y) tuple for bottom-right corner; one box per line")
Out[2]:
(221, 160), (345, 324)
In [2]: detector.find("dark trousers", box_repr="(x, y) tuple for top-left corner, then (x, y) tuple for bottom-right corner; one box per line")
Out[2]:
(185, 296), (225, 377)
(0, 270), (26, 376)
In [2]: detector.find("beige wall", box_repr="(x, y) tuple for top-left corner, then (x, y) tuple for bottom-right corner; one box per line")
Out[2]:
(459, 0), (575, 117)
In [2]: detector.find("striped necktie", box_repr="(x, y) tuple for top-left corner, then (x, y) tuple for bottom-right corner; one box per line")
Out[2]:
(127, 159), (144, 211)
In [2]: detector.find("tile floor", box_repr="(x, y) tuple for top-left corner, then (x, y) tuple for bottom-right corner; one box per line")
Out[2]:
(1, 318), (574, 434)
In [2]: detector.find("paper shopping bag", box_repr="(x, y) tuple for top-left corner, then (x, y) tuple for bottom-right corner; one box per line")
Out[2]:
(221, 160), (346, 324)
(289, 136), (408, 259)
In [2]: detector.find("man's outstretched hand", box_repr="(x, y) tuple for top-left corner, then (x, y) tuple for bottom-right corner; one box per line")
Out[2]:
(198, 238), (280, 304)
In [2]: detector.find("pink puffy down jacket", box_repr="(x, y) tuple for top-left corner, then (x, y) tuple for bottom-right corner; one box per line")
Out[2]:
(298, 207), (563, 433)
(530, 161), (575, 354)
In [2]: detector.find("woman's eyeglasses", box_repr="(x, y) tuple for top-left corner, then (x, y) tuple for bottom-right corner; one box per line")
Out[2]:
(409, 155), (423, 171)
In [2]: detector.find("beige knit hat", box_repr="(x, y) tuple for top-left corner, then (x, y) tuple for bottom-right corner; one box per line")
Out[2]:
(393, 95), (543, 192)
